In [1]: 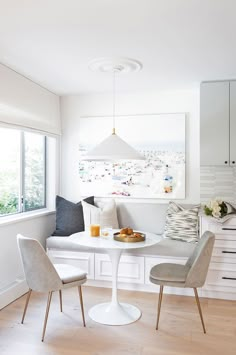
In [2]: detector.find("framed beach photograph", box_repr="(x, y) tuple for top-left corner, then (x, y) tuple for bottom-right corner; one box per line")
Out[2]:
(78, 113), (185, 199)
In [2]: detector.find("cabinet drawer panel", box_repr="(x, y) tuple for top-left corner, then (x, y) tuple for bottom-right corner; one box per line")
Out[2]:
(214, 239), (236, 249)
(201, 218), (236, 236)
(212, 251), (236, 265)
(95, 254), (144, 284)
(209, 262), (236, 272)
(207, 268), (236, 289)
(47, 250), (95, 279)
(145, 256), (187, 285)
(201, 218), (236, 241)
(212, 240), (236, 263)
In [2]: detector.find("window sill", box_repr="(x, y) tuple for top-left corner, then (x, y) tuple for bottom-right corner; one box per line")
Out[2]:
(0, 209), (56, 227)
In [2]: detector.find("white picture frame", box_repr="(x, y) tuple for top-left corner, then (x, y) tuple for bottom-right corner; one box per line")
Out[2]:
(79, 113), (185, 199)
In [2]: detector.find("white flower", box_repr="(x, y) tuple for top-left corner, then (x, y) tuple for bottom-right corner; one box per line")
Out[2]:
(209, 199), (220, 210)
(212, 210), (221, 218)
(213, 204), (221, 212)
(205, 198), (224, 219)
(212, 205), (221, 218)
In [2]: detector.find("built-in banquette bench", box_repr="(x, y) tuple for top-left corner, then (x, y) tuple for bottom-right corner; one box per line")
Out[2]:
(47, 202), (197, 296)
(47, 201), (236, 300)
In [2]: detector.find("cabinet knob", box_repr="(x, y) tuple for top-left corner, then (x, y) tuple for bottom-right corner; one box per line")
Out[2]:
(232, 161), (235, 164)
(224, 161), (228, 164)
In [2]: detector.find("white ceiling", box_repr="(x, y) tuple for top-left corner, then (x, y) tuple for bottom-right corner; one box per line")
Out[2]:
(0, 0), (236, 95)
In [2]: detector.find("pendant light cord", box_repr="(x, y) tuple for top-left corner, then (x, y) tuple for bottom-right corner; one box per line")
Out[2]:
(112, 69), (116, 134)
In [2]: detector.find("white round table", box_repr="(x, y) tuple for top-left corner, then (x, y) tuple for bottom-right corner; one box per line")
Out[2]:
(70, 230), (161, 326)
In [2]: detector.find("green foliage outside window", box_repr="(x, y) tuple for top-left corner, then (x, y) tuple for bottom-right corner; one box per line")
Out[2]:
(24, 141), (45, 211)
(0, 192), (18, 215)
(0, 128), (46, 216)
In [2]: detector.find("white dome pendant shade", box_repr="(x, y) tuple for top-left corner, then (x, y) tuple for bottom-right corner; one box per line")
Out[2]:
(82, 57), (145, 161)
(84, 128), (145, 161)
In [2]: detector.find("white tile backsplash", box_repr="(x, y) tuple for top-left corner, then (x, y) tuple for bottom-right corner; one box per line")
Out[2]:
(200, 166), (236, 205)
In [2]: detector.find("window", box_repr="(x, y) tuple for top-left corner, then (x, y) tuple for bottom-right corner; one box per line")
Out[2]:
(0, 127), (46, 216)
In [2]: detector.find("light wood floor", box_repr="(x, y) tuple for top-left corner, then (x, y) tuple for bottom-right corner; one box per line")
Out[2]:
(0, 286), (235, 355)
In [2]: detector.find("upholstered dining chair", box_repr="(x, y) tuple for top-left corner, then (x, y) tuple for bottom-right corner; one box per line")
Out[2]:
(149, 231), (215, 333)
(17, 234), (87, 342)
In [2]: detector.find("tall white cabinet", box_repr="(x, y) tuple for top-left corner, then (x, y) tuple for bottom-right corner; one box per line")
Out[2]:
(200, 80), (236, 166)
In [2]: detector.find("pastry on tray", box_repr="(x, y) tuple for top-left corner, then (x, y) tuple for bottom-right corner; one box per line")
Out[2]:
(114, 228), (145, 243)
(118, 228), (143, 238)
(120, 227), (133, 235)
(119, 227), (133, 236)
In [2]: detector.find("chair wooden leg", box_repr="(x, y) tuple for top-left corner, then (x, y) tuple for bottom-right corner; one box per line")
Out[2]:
(156, 285), (164, 330)
(193, 287), (206, 334)
(42, 291), (53, 342)
(59, 290), (62, 312)
(21, 289), (32, 324)
(78, 286), (86, 327)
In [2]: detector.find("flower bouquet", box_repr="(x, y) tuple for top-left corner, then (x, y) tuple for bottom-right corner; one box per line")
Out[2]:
(204, 199), (236, 220)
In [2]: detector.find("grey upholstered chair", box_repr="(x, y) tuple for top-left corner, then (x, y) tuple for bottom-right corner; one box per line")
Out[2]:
(17, 234), (87, 341)
(149, 231), (215, 333)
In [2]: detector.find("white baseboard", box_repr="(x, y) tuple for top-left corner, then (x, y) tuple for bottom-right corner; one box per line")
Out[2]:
(0, 278), (28, 310)
(202, 289), (236, 301)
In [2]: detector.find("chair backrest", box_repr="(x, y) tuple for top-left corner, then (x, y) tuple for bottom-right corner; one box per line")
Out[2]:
(185, 231), (215, 288)
(17, 234), (62, 292)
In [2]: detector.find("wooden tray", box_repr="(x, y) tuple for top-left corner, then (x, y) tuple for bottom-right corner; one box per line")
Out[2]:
(113, 232), (146, 243)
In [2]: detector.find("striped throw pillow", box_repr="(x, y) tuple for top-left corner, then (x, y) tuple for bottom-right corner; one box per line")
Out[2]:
(164, 202), (200, 243)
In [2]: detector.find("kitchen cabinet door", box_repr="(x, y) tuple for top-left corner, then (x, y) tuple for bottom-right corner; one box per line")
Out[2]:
(200, 81), (229, 166)
(230, 81), (236, 166)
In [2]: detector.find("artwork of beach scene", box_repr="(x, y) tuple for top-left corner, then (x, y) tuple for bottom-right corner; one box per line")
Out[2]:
(79, 114), (185, 199)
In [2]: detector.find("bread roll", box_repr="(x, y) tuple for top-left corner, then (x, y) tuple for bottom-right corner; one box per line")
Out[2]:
(120, 228), (128, 234)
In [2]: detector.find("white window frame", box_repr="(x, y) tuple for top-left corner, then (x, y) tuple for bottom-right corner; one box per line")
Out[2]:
(0, 124), (59, 219)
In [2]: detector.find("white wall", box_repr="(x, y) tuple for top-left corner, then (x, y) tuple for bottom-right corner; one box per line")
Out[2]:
(0, 213), (55, 309)
(0, 64), (60, 309)
(60, 89), (200, 203)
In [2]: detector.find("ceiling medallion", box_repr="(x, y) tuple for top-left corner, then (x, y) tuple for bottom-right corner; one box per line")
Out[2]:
(88, 57), (143, 74)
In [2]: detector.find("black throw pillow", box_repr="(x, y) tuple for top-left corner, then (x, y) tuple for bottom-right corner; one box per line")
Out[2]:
(52, 195), (94, 236)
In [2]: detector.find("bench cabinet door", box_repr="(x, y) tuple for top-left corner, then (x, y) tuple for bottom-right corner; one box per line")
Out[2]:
(47, 250), (95, 279)
(95, 254), (145, 284)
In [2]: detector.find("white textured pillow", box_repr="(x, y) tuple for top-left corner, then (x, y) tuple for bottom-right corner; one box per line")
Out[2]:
(82, 199), (119, 230)
(164, 201), (200, 243)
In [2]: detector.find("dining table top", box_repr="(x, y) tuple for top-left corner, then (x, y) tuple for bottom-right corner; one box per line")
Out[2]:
(69, 229), (161, 250)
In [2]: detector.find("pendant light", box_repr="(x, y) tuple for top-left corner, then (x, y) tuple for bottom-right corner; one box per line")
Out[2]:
(82, 57), (145, 161)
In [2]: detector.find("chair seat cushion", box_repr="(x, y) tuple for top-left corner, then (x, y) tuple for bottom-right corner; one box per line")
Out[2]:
(54, 264), (87, 284)
(150, 263), (189, 282)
